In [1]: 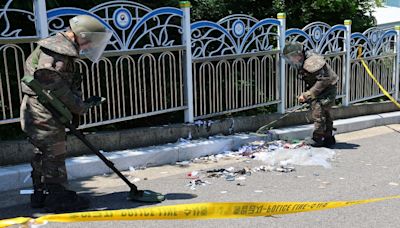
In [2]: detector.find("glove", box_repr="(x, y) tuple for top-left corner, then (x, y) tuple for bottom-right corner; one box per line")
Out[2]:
(298, 94), (307, 103)
(85, 96), (106, 108)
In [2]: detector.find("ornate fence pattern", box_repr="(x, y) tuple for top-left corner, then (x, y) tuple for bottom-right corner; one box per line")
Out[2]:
(191, 15), (281, 119)
(349, 27), (397, 103)
(0, 0), (399, 128)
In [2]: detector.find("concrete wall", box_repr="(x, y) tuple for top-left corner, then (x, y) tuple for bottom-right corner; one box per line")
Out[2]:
(1, 101), (398, 166)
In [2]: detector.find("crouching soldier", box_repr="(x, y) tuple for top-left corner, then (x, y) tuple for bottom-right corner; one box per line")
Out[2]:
(20, 15), (111, 212)
(283, 42), (338, 147)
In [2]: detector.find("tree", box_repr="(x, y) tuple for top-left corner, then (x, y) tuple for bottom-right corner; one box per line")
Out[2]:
(4, 0), (380, 32)
(191, 0), (380, 32)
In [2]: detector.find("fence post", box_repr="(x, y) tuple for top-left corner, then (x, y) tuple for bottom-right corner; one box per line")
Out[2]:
(277, 13), (286, 114)
(33, 0), (48, 38)
(395, 25), (400, 101)
(343, 20), (352, 106)
(180, 1), (194, 123)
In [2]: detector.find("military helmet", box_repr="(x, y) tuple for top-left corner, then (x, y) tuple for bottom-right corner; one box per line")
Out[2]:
(283, 42), (304, 68)
(283, 42), (303, 56)
(69, 15), (106, 36)
(68, 15), (112, 62)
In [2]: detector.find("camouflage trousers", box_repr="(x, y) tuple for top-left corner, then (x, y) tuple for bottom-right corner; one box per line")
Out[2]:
(21, 96), (68, 189)
(310, 100), (334, 139)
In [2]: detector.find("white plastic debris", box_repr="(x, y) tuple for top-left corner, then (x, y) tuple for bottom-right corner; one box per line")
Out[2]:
(194, 120), (204, 127)
(389, 182), (399, 186)
(176, 161), (190, 167)
(132, 178), (140, 182)
(255, 147), (335, 169)
(129, 166), (136, 172)
(187, 171), (199, 178)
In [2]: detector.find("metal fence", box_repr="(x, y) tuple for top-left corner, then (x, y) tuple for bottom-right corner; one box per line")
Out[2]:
(0, 0), (399, 129)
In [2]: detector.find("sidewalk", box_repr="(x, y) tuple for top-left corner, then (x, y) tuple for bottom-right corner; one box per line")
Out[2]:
(1, 111), (399, 192)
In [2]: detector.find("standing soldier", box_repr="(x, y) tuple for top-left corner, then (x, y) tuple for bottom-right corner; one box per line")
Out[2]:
(20, 15), (111, 212)
(283, 42), (338, 147)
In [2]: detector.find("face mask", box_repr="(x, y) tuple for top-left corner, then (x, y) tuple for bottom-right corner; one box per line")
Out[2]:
(78, 31), (113, 62)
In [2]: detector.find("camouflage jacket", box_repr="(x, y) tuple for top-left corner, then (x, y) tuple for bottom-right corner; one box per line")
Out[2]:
(20, 32), (88, 134)
(298, 51), (338, 101)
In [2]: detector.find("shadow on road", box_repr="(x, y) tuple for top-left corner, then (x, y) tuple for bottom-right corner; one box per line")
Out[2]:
(0, 191), (197, 220)
(332, 142), (360, 150)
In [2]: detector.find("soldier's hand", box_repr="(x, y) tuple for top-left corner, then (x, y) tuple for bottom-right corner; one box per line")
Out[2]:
(85, 96), (106, 107)
(298, 95), (307, 103)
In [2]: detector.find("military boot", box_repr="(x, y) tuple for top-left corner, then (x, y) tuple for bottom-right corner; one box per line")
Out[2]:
(30, 188), (46, 208)
(304, 133), (325, 147)
(323, 130), (336, 148)
(43, 184), (90, 213)
(30, 167), (46, 208)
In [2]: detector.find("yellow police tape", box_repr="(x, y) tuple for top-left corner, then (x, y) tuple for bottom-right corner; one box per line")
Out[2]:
(1, 195), (400, 227)
(358, 46), (400, 109)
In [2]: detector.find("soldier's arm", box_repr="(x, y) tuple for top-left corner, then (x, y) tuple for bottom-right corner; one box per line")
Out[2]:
(35, 48), (89, 115)
(302, 66), (333, 100)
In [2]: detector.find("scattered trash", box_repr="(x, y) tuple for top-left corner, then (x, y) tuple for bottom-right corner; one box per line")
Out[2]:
(177, 139), (336, 190)
(176, 161), (190, 167)
(128, 166), (136, 172)
(339, 177), (345, 180)
(194, 120), (214, 127)
(187, 179), (211, 190)
(187, 171), (199, 179)
(220, 191), (228, 194)
(389, 182), (399, 186)
(160, 171), (169, 174)
(178, 138), (191, 143)
(236, 176), (246, 181)
(275, 166), (296, 173)
(225, 174), (235, 181)
(132, 178), (140, 182)
(254, 190), (263, 193)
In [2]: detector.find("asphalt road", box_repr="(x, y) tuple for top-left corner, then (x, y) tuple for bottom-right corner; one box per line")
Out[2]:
(1, 125), (400, 228)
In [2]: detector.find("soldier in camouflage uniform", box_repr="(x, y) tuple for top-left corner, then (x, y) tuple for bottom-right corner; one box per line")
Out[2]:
(283, 42), (338, 147)
(20, 15), (111, 212)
